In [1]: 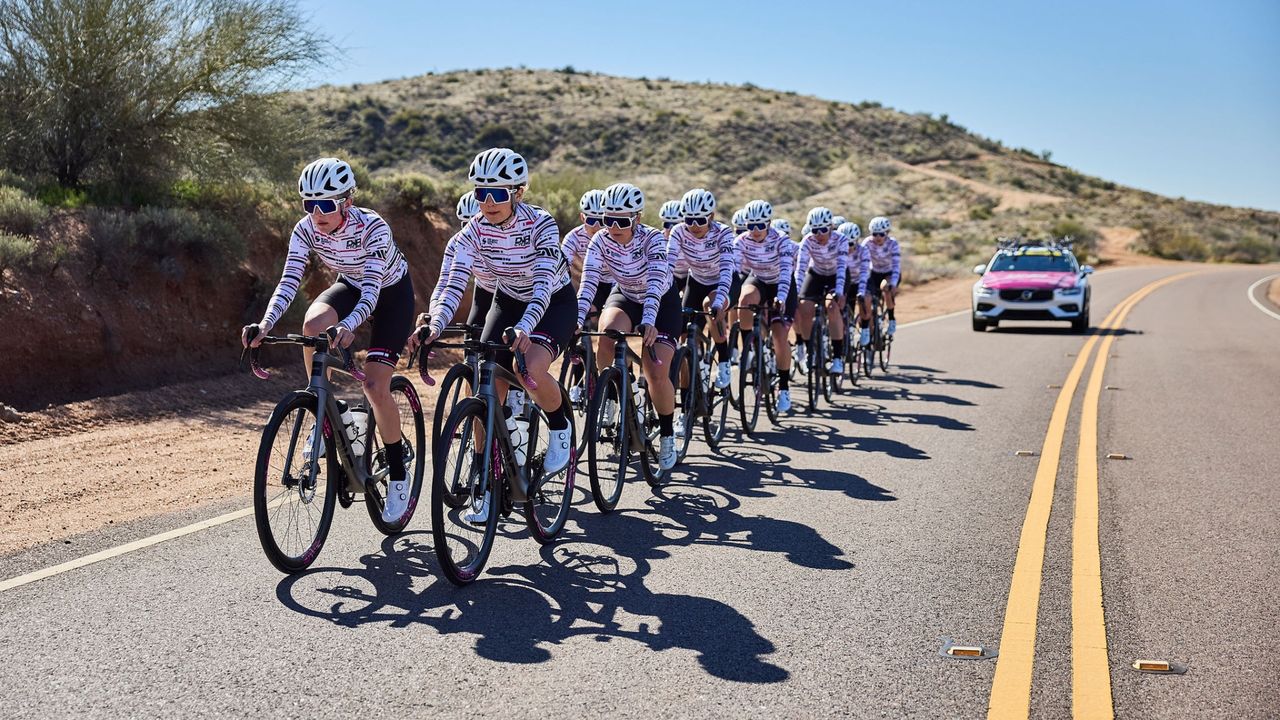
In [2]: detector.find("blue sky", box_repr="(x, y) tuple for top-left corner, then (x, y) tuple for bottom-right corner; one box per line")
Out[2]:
(296, 0), (1279, 212)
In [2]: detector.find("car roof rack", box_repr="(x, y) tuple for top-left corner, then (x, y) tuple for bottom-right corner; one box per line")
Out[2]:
(996, 235), (1075, 252)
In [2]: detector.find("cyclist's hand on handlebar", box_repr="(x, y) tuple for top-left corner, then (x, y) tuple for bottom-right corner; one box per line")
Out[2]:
(332, 325), (356, 349)
(833, 293), (846, 310)
(510, 327), (533, 354)
(242, 322), (269, 349)
(406, 319), (435, 355)
(639, 323), (658, 348)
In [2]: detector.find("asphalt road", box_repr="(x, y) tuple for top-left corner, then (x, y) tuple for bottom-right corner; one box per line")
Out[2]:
(2, 265), (1277, 719)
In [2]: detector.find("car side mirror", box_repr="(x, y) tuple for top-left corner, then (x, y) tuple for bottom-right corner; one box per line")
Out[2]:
(1081, 265), (1094, 275)
(973, 264), (986, 275)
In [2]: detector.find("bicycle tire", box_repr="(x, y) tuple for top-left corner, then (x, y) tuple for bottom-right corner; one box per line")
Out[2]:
(523, 385), (575, 543)
(364, 375), (427, 535)
(431, 397), (500, 586)
(254, 391), (337, 574)
(432, 363), (474, 452)
(763, 342), (780, 425)
(556, 341), (595, 457)
(669, 347), (694, 464)
(737, 329), (762, 435)
(587, 369), (628, 512)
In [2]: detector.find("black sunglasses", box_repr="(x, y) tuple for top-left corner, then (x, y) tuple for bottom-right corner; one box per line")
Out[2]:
(303, 198), (344, 214)
(811, 226), (830, 234)
(584, 216), (603, 226)
(663, 221), (678, 229)
(684, 216), (710, 227)
(872, 232), (887, 237)
(746, 222), (768, 231)
(604, 216), (634, 229)
(474, 186), (513, 204)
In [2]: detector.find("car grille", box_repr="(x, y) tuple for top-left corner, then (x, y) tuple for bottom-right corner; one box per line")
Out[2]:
(999, 289), (1054, 302)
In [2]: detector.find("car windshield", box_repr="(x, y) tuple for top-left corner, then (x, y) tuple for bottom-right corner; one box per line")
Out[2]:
(989, 251), (1076, 273)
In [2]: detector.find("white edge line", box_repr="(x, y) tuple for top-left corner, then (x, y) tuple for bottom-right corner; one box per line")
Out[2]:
(1246, 274), (1280, 321)
(0, 505), (257, 593)
(900, 309), (970, 329)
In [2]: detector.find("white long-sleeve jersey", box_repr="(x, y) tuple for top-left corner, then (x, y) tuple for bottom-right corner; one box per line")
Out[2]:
(667, 221), (736, 308)
(866, 235), (902, 286)
(576, 225), (672, 327)
(794, 231), (850, 296)
(736, 229), (797, 304)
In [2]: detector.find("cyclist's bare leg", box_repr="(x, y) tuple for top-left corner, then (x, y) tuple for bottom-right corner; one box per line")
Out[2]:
(519, 343), (562, 414)
(826, 295), (845, 341)
(795, 299), (816, 341)
(362, 362), (402, 445)
(736, 286), (761, 345)
(643, 342), (676, 414)
(884, 281), (896, 312)
(301, 303), (339, 376)
(771, 319), (792, 372)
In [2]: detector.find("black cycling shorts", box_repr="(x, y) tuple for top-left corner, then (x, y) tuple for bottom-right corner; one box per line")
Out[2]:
(604, 283), (682, 348)
(316, 274), (415, 367)
(741, 275), (797, 322)
(482, 284), (577, 367)
(799, 270), (841, 302)
(466, 285), (496, 327)
(868, 270), (895, 297)
(682, 277), (728, 312)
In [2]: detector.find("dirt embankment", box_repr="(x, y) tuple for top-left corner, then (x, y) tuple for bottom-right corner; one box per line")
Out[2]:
(0, 204), (453, 412)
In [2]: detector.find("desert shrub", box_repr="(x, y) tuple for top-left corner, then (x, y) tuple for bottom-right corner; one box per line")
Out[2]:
(1137, 222), (1210, 261)
(0, 230), (36, 275)
(0, 186), (49, 234)
(1214, 234), (1278, 264)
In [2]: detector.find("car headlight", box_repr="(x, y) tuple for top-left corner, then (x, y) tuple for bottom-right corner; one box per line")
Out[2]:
(976, 286), (996, 297)
(1057, 287), (1083, 296)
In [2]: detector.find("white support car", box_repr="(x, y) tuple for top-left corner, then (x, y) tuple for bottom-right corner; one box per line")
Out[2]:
(972, 241), (1093, 332)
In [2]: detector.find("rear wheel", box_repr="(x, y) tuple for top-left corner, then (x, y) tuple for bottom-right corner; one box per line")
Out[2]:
(432, 363), (473, 453)
(806, 326), (826, 412)
(702, 348), (729, 451)
(670, 347), (694, 464)
(556, 342), (595, 456)
(364, 376), (427, 535)
(254, 391), (337, 574)
(431, 398), (499, 586)
(587, 370), (628, 512)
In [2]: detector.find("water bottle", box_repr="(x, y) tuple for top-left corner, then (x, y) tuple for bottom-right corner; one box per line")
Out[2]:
(504, 407), (528, 466)
(633, 378), (646, 426)
(349, 406), (368, 459)
(507, 389), (526, 418)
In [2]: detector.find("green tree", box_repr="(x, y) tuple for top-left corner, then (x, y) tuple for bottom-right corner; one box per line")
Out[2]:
(0, 0), (330, 195)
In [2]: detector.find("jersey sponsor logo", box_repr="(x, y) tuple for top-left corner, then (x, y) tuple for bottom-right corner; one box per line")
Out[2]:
(513, 234), (531, 248)
(345, 239), (361, 249)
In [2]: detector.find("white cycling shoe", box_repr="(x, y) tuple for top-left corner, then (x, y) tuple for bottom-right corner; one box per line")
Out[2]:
(568, 384), (584, 404)
(794, 343), (807, 367)
(381, 478), (409, 523)
(888, 319), (896, 336)
(659, 436), (677, 471)
(777, 389), (792, 413)
(543, 427), (572, 474)
(860, 328), (871, 347)
(830, 358), (844, 375)
(715, 361), (731, 389)
(601, 399), (618, 428)
(463, 490), (491, 525)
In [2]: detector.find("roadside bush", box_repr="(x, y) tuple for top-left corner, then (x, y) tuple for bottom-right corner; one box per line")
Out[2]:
(1137, 222), (1209, 261)
(0, 186), (49, 234)
(0, 230), (36, 275)
(1213, 234), (1278, 264)
(1048, 219), (1098, 262)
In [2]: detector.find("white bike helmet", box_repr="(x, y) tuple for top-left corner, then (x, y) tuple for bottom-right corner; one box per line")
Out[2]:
(731, 209), (747, 232)
(832, 215), (848, 229)
(468, 147), (529, 187)
(807, 207), (834, 229)
(802, 223), (811, 236)
(579, 189), (606, 217)
(298, 157), (356, 199)
(837, 221), (861, 241)
(602, 182), (645, 214)
(681, 188), (717, 217)
(743, 199), (773, 224)
(456, 191), (479, 221)
(659, 200), (682, 223)
(869, 216), (892, 234)
(771, 218), (791, 236)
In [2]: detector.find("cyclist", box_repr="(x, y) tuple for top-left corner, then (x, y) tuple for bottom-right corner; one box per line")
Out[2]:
(866, 216), (902, 337)
(243, 157), (415, 525)
(667, 188), (736, 389)
(659, 200), (682, 237)
(771, 217), (791, 238)
(839, 221), (873, 349)
(422, 191), (494, 332)
(793, 207), (849, 375)
(734, 200), (798, 412)
(408, 148), (576, 522)
(562, 189), (611, 316)
(731, 208), (748, 236)
(576, 182), (682, 472)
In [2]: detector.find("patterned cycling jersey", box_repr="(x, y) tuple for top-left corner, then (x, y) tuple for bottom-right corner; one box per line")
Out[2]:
(667, 221), (736, 308)
(736, 228), (797, 303)
(577, 224), (672, 327)
(866, 235), (902, 285)
(795, 231), (850, 295)
(429, 231), (498, 319)
(561, 223), (595, 278)
(261, 206), (408, 333)
(428, 203), (569, 335)
(849, 240), (871, 296)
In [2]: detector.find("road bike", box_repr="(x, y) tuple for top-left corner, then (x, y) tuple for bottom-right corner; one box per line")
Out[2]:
(670, 307), (730, 458)
(246, 329), (425, 573)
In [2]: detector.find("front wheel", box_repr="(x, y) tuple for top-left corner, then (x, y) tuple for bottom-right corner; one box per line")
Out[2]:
(670, 347), (694, 464)
(587, 370), (628, 513)
(254, 391), (337, 574)
(737, 331), (762, 435)
(431, 398), (500, 586)
(364, 375), (427, 535)
(523, 386), (576, 543)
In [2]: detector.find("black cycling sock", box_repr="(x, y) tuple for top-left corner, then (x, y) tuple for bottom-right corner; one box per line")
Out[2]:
(833, 338), (844, 355)
(385, 440), (406, 482)
(741, 330), (755, 351)
(715, 341), (730, 362)
(795, 331), (808, 344)
(888, 308), (896, 320)
(779, 373), (790, 390)
(659, 412), (673, 436)
(547, 404), (569, 431)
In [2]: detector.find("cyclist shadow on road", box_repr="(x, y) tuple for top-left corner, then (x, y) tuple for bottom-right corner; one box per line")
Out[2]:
(273, 482), (806, 684)
(680, 443), (898, 506)
(888, 364), (1003, 390)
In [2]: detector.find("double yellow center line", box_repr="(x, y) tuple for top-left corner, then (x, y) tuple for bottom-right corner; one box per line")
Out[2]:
(987, 272), (1197, 720)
